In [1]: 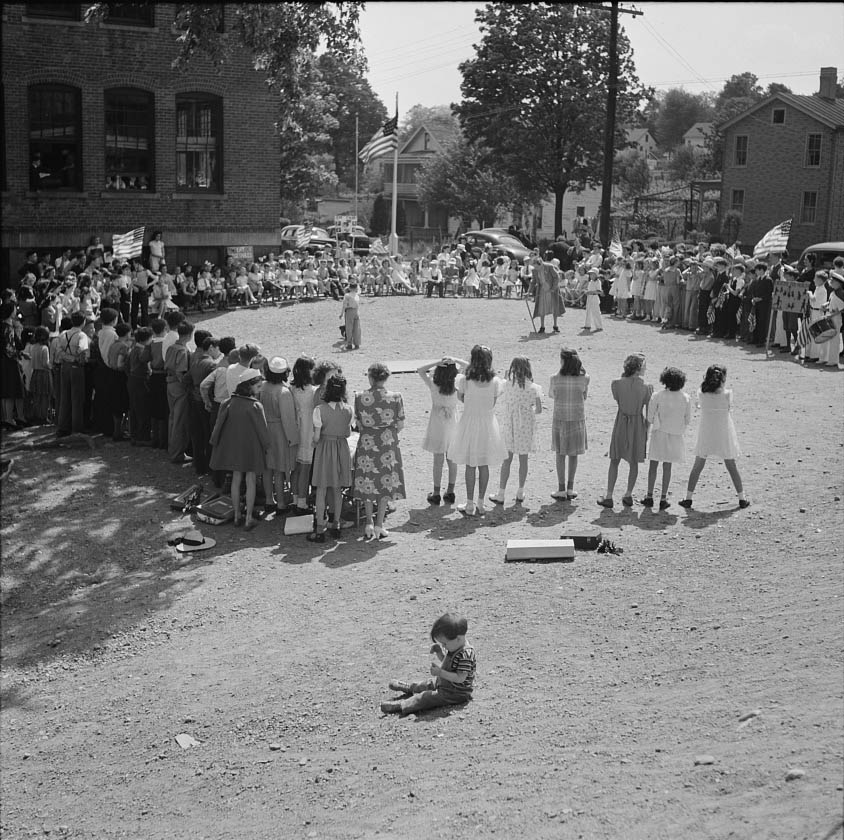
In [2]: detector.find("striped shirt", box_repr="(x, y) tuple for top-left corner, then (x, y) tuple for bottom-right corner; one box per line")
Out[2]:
(438, 644), (477, 699)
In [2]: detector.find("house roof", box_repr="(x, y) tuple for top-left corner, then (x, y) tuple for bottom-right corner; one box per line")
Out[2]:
(398, 120), (461, 155)
(684, 122), (713, 139)
(626, 127), (652, 144)
(718, 93), (844, 131)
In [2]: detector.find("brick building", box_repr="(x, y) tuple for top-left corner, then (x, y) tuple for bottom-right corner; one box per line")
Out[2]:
(1, 2), (280, 282)
(718, 67), (844, 255)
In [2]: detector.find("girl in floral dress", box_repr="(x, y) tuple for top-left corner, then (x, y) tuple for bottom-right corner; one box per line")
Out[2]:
(489, 357), (542, 506)
(353, 362), (406, 540)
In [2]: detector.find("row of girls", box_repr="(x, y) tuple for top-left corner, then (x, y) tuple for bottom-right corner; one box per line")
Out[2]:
(207, 342), (752, 543)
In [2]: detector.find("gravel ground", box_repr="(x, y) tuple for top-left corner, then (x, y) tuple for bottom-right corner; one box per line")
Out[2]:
(2, 294), (842, 840)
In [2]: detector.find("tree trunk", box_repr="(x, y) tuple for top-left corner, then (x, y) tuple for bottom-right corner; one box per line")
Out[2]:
(553, 186), (566, 239)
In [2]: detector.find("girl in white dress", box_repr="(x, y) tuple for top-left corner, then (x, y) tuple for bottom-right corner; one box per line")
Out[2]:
(679, 364), (749, 510)
(613, 259), (633, 318)
(642, 367), (691, 510)
(630, 258), (646, 319)
(448, 345), (507, 517)
(643, 258), (659, 320)
(489, 357), (542, 506)
(289, 355), (317, 514)
(417, 356), (467, 506)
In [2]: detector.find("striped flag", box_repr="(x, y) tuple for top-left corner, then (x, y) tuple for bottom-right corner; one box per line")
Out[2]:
(796, 298), (813, 348)
(295, 225), (312, 250)
(112, 226), (145, 260)
(726, 243), (741, 260)
(358, 115), (398, 165)
(609, 233), (623, 259)
(753, 219), (792, 258)
(370, 238), (389, 255)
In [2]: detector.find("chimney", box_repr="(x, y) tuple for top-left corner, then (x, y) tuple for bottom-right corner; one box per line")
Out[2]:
(819, 67), (837, 101)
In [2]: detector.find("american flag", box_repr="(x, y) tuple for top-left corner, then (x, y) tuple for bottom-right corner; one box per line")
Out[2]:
(753, 219), (792, 258)
(112, 226), (145, 260)
(796, 297), (813, 348)
(370, 238), (389, 255)
(358, 115), (398, 165)
(295, 225), (312, 250)
(609, 234), (623, 259)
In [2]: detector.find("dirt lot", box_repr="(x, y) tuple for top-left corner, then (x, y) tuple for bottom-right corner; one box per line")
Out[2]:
(2, 294), (842, 840)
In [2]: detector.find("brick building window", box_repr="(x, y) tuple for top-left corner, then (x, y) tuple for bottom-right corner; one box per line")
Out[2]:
(26, 3), (81, 19)
(28, 83), (82, 191)
(772, 108), (785, 124)
(730, 189), (744, 214)
(805, 134), (822, 168)
(800, 192), (817, 224)
(104, 2), (154, 26)
(105, 88), (154, 190)
(176, 93), (222, 192)
(734, 135), (748, 167)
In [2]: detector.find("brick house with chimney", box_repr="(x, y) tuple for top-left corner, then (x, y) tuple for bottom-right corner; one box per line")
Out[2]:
(1, 2), (280, 281)
(718, 67), (843, 255)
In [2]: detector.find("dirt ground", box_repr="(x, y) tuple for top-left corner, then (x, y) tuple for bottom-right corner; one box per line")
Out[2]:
(2, 293), (843, 840)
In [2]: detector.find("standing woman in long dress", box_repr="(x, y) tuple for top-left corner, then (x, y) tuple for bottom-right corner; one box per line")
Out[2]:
(353, 362), (406, 540)
(448, 345), (507, 517)
(598, 353), (653, 508)
(529, 252), (565, 333)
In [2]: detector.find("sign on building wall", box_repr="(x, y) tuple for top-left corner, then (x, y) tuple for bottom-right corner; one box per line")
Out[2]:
(226, 245), (254, 264)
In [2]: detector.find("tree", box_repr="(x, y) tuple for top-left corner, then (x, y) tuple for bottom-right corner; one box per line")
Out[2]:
(400, 105), (459, 138)
(653, 88), (714, 149)
(455, 3), (650, 238)
(613, 148), (651, 201)
(717, 72), (763, 107)
(317, 54), (388, 189)
(766, 82), (792, 97)
(416, 138), (527, 230)
(370, 194), (389, 236)
(666, 145), (701, 184)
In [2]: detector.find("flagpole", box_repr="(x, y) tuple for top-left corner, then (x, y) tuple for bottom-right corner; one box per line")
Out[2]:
(389, 94), (399, 258)
(354, 114), (359, 224)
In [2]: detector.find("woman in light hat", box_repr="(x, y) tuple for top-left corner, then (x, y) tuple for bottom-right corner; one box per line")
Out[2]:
(209, 368), (270, 530)
(260, 357), (299, 515)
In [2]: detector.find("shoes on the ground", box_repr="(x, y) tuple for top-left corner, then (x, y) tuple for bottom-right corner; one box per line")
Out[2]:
(329, 525), (342, 538)
(488, 493), (505, 505)
(553, 326), (560, 333)
(364, 524), (375, 540)
(388, 680), (413, 694)
(621, 495), (634, 506)
(566, 490), (578, 500)
(738, 499), (751, 509)
(375, 526), (390, 539)
(515, 490), (525, 502)
(659, 499), (671, 510)
(538, 326), (545, 334)
(678, 499), (693, 508)
(442, 491), (456, 504)
(475, 504), (486, 517)
(597, 498), (614, 508)
(458, 502), (477, 517)
(641, 496), (654, 507)
(427, 492), (441, 506)
(245, 519), (259, 532)
(551, 490), (568, 500)
(380, 701), (402, 715)
(306, 531), (326, 543)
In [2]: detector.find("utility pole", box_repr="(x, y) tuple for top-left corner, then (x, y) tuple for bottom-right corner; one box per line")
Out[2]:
(593, 2), (642, 248)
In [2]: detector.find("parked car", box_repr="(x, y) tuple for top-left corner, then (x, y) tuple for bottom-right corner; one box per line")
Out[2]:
(279, 225), (336, 255)
(799, 241), (844, 270)
(327, 225), (371, 256)
(461, 229), (533, 262)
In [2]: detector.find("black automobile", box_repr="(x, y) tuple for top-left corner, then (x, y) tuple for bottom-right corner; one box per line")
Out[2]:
(327, 225), (371, 256)
(280, 225), (337, 255)
(461, 229), (533, 263)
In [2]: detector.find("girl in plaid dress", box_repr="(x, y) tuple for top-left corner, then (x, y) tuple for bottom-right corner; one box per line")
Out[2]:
(548, 348), (589, 500)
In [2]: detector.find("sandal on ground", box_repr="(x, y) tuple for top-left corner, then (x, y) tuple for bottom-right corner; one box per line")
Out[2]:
(458, 503), (477, 517)
(566, 490), (578, 500)
(488, 493), (505, 505)
(364, 524), (375, 540)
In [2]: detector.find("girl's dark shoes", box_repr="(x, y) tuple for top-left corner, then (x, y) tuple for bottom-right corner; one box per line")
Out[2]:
(641, 496), (654, 507)
(427, 492), (441, 506)
(738, 499), (751, 509)
(659, 499), (671, 510)
(442, 491), (456, 504)
(307, 531), (326, 543)
(678, 499), (693, 508)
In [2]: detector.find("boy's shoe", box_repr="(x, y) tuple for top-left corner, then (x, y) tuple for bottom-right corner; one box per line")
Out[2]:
(659, 499), (671, 510)
(380, 701), (402, 715)
(388, 680), (413, 694)
(427, 492), (441, 506)
(678, 499), (693, 508)
(641, 496), (654, 507)
(738, 499), (751, 509)
(442, 492), (456, 504)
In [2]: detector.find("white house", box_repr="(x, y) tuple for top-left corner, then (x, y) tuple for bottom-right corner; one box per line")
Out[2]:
(683, 122), (714, 154)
